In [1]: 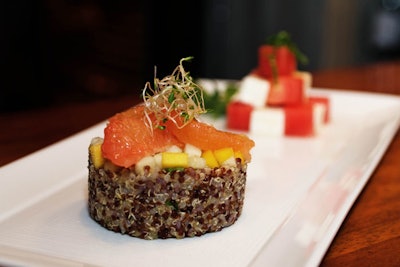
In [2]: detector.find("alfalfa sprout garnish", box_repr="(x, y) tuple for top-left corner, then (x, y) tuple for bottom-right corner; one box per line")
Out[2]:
(143, 57), (206, 132)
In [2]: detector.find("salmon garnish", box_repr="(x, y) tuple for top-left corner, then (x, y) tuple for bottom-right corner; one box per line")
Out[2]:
(101, 57), (254, 167)
(102, 105), (182, 168)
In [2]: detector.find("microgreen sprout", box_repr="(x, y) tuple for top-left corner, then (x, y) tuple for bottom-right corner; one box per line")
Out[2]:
(143, 57), (206, 133)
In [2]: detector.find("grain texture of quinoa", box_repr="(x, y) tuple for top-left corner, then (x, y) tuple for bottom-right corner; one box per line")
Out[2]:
(88, 157), (247, 240)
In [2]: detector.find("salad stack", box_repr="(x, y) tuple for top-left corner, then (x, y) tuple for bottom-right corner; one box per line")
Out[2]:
(227, 31), (330, 136)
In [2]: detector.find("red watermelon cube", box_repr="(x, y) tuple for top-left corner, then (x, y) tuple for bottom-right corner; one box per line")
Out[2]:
(258, 45), (296, 78)
(266, 75), (305, 106)
(227, 101), (254, 131)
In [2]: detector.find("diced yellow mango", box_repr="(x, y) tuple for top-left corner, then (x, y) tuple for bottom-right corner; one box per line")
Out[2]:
(161, 152), (188, 168)
(213, 147), (234, 165)
(234, 151), (244, 163)
(202, 150), (219, 168)
(89, 142), (105, 169)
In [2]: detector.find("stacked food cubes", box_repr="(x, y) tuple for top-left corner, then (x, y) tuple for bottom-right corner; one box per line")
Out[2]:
(227, 42), (330, 136)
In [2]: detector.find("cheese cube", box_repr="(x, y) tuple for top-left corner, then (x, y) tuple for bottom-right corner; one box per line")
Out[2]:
(250, 108), (285, 136)
(234, 75), (270, 107)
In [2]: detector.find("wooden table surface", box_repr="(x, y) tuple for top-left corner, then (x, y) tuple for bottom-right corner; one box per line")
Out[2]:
(0, 60), (399, 266)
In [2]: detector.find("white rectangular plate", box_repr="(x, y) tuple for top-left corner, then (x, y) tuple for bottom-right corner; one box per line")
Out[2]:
(0, 88), (399, 267)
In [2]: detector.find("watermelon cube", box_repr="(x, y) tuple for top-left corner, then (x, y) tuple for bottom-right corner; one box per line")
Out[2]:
(227, 101), (253, 131)
(284, 100), (327, 136)
(266, 75), (305, 106)
(258, 45), (296, 78)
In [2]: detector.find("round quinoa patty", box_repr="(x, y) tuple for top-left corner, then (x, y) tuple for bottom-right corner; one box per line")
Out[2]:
(88, 158), (247, 240)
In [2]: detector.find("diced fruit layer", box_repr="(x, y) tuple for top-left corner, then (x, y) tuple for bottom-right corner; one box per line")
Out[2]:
(92, 139), (244, 172)
(101, 105), (255, 167)
(166, 117), (255, 162)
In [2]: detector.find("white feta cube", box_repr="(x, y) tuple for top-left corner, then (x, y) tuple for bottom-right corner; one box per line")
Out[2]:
(250, 108), (285, 136)
(234, 75), (270, 107)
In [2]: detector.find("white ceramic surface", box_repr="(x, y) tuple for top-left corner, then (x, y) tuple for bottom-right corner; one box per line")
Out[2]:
(0, 88), (399, 267)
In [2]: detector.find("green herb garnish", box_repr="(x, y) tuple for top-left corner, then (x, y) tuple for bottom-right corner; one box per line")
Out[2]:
(266, 31), (309, 65)
(201, 83), (238, 119)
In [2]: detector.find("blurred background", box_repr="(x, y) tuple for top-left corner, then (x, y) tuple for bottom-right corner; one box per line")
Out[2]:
(1, 0), (400, 112)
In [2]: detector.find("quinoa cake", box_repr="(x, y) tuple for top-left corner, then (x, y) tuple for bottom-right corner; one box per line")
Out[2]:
(88, 57), (255, 239)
